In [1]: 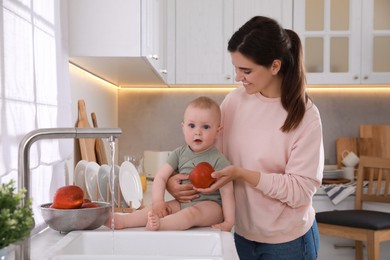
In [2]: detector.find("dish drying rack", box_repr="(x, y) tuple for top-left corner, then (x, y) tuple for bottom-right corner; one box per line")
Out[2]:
(84, 183), (145, 213)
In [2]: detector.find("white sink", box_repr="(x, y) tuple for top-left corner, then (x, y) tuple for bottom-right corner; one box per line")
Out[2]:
(42, 228), (238, 260)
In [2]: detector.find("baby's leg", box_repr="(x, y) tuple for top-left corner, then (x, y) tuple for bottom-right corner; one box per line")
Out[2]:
(105, 205), (150, 229)
(150, 201), (223, 231)
(106, 200), (180, 229)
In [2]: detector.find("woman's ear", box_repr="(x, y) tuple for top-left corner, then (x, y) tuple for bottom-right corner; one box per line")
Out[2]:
(271, 60), (282, 75)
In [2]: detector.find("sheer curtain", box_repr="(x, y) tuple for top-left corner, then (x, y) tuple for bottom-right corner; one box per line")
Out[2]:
(0, 0), (72, 232)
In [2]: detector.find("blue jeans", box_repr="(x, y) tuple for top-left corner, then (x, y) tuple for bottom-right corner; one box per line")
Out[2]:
(234, 219), (320, 260)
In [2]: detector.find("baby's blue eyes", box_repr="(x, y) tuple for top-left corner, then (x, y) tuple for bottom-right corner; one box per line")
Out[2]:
(187, 123), (211, 130)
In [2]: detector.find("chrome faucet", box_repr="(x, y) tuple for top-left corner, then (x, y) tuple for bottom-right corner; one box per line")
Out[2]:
(17, 127), (121, 260)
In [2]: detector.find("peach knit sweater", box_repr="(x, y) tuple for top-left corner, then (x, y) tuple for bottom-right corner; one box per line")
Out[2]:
(218, 86), (324, 243)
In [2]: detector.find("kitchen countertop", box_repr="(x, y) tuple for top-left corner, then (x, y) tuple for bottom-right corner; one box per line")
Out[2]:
(3, 181), (349, 260)
(3, 180), (200, 260)
(29, 180), (167, 259)
(21, 183), (337, 258)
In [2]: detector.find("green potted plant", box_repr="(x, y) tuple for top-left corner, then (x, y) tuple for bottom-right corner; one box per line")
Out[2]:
(0, 180), (34, 257)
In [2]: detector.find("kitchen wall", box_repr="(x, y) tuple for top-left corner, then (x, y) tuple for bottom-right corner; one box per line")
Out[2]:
(69, 64), (118, 127)
(69, 64), (119, 165)
(69, 67), (390, 167)
(118, 88), (230, 164)
(117, 87), (390, 167)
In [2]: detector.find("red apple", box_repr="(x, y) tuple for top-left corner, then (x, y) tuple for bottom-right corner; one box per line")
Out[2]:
(189, 162), (216, 188)
(50, 185), (84, 209)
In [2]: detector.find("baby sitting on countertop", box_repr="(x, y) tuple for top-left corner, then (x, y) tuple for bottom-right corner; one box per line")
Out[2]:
(104, 96), (235, 232)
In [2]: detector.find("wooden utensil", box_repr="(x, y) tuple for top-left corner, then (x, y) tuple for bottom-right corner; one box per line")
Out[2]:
(91, 112), (108, 165)
(77, 100), (97, 162)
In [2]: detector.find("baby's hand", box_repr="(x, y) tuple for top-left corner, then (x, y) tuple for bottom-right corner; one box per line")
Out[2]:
(152, 201), (172, 218)
(212, 221), (233, 232)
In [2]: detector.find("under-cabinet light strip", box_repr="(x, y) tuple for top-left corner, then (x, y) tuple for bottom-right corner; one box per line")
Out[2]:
(70, 63), (390, 91)
(69, 62), (119, 89)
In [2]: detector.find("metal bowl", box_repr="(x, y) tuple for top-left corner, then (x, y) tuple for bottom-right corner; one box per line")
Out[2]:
(39, 202), (111, 233)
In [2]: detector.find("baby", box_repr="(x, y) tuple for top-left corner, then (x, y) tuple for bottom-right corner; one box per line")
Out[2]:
(105, 96), (234, 232)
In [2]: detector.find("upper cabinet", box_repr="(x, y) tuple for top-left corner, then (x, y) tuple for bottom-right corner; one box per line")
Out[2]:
(68, 0), (167, 86)
(68, 0), (140, 57)
(168, 0), (293, 85)
(141, 0), (168, 82)
(169, 0), (234, 84)
(233, 0), (293, 31)
(67, 0), (388, 86)
(294, 0), (390, 85)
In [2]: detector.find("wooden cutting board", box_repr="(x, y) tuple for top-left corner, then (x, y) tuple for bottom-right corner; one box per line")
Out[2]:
(77, 100), (97, 162)
(360, 125), (390, 158)
(336, 138), (358, 168)
(336, 137), (375, 167)
(91, 112), (108, 165)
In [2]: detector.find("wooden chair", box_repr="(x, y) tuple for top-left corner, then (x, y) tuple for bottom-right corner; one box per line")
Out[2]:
(316, 156), (390, 260)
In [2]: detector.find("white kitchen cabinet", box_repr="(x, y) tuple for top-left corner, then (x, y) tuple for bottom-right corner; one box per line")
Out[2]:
(169, 0), (234, 84)
(170, 0), (293, 84)
(294, 0), (390, 85)
(68, 0), (140, 57)
(67, 0), (167, 86)
(141, 0), (168, 81)
(233, 0), (293, 31)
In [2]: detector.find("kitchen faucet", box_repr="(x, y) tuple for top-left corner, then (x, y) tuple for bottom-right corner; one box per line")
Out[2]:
(17, 127), (121, 260)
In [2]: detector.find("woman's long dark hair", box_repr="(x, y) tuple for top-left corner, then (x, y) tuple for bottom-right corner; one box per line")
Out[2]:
(228, 16), (308, 132)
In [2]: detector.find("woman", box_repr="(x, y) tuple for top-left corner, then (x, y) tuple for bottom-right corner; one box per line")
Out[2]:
(167, 16), (324, 259)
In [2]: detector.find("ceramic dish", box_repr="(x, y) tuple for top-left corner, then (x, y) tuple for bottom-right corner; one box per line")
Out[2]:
(97, 164), (110, 202)
(74, 160), (89, 199)
(110, 165), (127, 208)
(323, 169), (344, 179)
(324, 165), (338, 171)
(119, 161), (143, 209)
(84, 162), (100, 201)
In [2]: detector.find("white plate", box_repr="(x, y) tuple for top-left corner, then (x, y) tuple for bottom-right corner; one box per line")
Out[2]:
(84, 162), (100, 201)
(97, 164), (110, 202)
(324, 165), (338, 171)
(110, 165), (127, 207)
(74, 160), (89, 199)
(119, 161), (143, 209)
(323, 169), (344, 179)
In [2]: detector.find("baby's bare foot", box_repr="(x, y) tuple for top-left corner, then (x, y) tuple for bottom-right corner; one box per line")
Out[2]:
(145, 211), (160, 231)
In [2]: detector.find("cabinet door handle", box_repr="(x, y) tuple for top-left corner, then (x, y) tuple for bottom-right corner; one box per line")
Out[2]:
(225, 75), (231, 80)
(353, 75), (359, 80)
(160, 69), (167, 74)
(363, 75), (368, 80)
(149, 54), (159, 60)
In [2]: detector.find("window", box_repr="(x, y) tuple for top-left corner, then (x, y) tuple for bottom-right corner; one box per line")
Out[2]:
(0, 0), (72, 233)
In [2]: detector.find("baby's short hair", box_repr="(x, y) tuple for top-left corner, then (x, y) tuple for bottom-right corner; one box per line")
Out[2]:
(187, 96), (221, 123)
